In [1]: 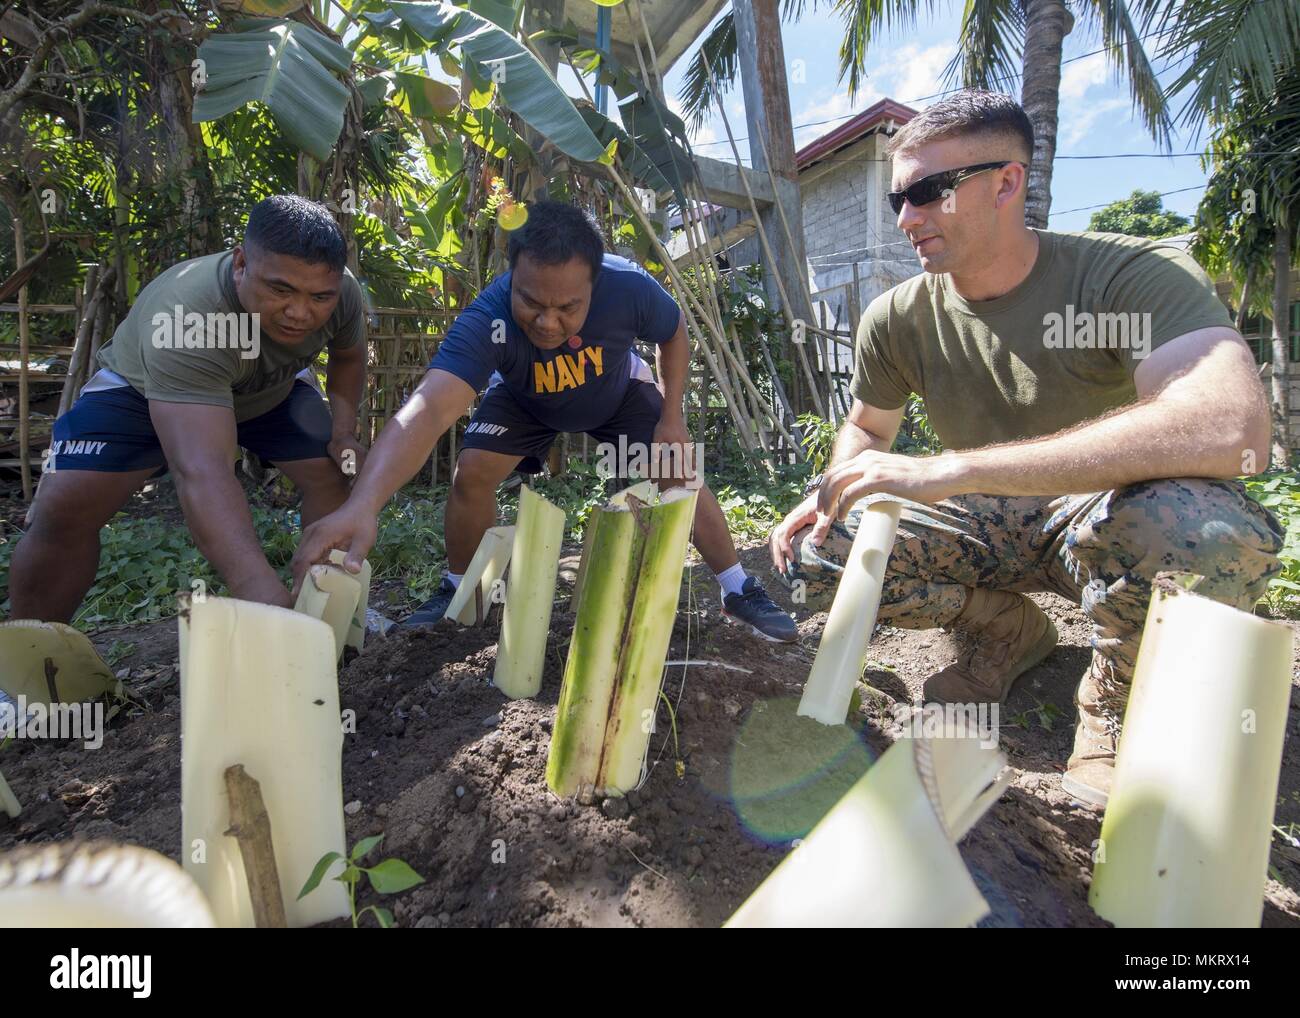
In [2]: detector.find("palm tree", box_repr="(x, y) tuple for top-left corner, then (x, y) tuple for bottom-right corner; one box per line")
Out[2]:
(1167, 1), (1300, 467)
(679, 0), (1171, 228)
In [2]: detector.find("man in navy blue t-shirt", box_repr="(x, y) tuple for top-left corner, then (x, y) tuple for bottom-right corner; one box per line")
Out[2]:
(294, 202), (795, 642)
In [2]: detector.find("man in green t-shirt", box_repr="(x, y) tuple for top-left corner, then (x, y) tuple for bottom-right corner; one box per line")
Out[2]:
(771, 90), (1282, 808)
(9, 195), (368, 620)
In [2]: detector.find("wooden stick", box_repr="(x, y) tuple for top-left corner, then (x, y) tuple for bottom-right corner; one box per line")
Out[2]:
(14, 217), (30, 499)
(223, 764), (288, 929)
(698, 50), (826, 418)
(57, 265), (101, 418)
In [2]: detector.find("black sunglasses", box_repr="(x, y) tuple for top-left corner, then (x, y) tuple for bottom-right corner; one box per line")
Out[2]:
(887, 161), (1023, 215)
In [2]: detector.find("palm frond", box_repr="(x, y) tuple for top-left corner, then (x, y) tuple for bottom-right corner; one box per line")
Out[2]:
(1152, 0), (1300, 127)
(834, 0), (938, 99)
(941, 0), (1023, 93)
(676, 10), (737, 132)
(1080, 0), (1173, 148)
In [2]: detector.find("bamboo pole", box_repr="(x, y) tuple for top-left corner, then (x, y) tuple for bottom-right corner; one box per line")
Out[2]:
(57, 264), (102, 417)
(698, 50), (826, 418)
(14, 218), (30, 499)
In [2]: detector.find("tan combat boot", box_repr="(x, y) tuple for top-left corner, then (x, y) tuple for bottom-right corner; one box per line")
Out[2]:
(922, 588), (1059, 705)
(1061, 656), (1129, 809)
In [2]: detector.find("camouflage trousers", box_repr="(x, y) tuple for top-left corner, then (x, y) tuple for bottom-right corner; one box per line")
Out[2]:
(783, 478), (1284, 683)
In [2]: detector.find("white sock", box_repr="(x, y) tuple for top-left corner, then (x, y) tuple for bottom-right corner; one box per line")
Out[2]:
(445, 571), (463, 589)
(717, 562), (748, 597)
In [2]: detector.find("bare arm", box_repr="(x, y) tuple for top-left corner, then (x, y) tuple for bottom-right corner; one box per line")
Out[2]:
(769, 398), (904, 571)
(653, 313), (689, 418)
(324, 340), (368, 473)
(149, 400), (291, 607)
(817, 327), (1270, 518)
(291, 368), (476, 584)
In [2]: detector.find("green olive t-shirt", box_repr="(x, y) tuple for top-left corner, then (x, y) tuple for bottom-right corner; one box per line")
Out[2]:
(850, 230), (1233, 449)
(94, 251), (366, 422)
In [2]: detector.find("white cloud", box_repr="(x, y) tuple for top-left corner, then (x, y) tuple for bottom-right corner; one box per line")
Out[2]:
(1059, 96), (1130, 149)
(668, 95), (719, 145)
(1059, 52), (1109, 102)
(881, 43), (959, 107)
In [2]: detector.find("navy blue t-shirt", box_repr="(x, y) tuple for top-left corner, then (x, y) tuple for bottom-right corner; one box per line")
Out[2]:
(428, 254), (681, 432)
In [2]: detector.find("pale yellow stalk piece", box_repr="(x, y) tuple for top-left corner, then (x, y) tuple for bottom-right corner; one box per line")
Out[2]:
(726, 722), (1009, 928)
(294, 552), (369, 662)
(445, 526), (515, 626)
(799, 500), (902, 725)
(180, 595), (348, 928)
(0, 842), (216, 928)
(494, 487), (566, 699)
(328, 549), (372, 652)
(0, 620), (116, 706)
(0, 769), (18, 819)
(1090, 579), (1294, 927)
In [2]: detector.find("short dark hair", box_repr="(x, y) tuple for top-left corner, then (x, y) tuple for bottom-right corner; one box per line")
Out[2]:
(887, 90), (1034, 163)
(507, 201), (605, 280)
(244, 194), (347, 271)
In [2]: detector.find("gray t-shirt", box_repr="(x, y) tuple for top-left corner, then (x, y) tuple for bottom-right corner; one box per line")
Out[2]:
(95, 251), (365, 421)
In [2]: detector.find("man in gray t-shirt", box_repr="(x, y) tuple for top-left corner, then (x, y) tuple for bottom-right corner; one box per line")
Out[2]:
(9, 195), (369, 621)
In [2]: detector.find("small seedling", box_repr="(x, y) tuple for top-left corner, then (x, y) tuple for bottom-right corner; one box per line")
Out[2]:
(104, 640), (136, 668)
(657, 689), (685, 780)
(1009, 699), (1063, 732)
(299, 834), (424, 928)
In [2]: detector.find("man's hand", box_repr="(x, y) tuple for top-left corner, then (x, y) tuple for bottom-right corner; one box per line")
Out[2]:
(327, 433), (368, 479)
(291, 501), (378, 594)
(652, 411), (695, 484)
(817, 449), (964, 520)
(769, 491), (836, 573)
(231, 572), (294, 609)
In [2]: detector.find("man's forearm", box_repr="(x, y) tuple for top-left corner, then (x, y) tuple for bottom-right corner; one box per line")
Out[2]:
(173, 468), (280, 595)
(952, 393), (1256, 497)
(655, 334), (689, 417)
(350, 387), (448, 513)
(829, 418), (886, 467)
(326, 357), (365, 436)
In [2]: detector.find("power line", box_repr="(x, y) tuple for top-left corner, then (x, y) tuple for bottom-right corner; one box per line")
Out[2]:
(690, 23), (1182, 149)
(1048, 184), (1205, 218)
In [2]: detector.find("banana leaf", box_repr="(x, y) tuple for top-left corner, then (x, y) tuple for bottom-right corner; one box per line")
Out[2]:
(534, 24), (696, 206)
(378, 1), (609, 164)
(192, 18), (352, 161)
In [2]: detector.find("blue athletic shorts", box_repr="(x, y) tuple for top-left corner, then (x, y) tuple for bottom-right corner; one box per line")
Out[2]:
(48, 380), (334, 475)
(460, 379), (664, 474)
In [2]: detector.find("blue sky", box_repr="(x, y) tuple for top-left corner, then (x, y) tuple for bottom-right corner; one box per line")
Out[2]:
(626, 4), (1213, 234)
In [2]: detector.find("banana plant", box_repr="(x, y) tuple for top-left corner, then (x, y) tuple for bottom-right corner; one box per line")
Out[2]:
(192, 18), (353, 162)
(369, 1), (613, 165)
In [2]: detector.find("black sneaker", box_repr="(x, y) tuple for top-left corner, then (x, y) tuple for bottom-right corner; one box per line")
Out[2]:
(401, 577), (458, 628)
(722, 576), (799, 643)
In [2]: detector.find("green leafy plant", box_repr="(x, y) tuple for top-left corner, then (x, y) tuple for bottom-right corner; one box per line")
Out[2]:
(895, 394), (943, 456)
(1009, 699), (1063, 732)
(796, 413), (838, 476)
(1245, 470), (1300, 617)
(299, 834), (425, 929)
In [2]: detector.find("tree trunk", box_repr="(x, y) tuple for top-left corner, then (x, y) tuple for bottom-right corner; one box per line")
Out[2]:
(1270, 224), (1292, 468)
(1020, 0), (1072, 229)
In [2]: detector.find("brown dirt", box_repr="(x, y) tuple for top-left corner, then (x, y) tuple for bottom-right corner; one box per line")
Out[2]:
(2, 544), (1298, 928)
